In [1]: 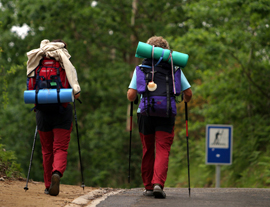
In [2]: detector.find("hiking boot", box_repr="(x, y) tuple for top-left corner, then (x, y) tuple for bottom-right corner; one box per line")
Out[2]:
(143, 189), (154, 196)
(44, 188), (49, 194)
(153, 184), (166, 199)
(48, 172), (61, 196)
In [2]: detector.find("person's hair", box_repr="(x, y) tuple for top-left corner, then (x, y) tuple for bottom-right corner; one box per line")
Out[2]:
(51, 39), (67, 49)
(146, 36), (170, 49)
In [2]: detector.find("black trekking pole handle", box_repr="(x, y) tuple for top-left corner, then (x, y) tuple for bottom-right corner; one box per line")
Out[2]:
(128, 101), (133, 183)
(24, 126), (38, 192)
(185, 102), (191, 197)
(73, 100), (85, 190)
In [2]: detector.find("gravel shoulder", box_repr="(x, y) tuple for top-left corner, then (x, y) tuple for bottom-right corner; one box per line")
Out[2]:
(0, 179), (97, 207)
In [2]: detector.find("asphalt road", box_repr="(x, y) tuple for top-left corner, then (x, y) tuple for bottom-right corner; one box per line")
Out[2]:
(96, 188), (270, 207)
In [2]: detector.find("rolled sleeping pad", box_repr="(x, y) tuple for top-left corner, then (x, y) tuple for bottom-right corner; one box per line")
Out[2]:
(24, 88), (74, 104)
(135, 41), (189, 68)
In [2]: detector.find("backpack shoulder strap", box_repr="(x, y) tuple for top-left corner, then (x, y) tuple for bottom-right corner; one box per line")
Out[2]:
(140, 64), (151, 69)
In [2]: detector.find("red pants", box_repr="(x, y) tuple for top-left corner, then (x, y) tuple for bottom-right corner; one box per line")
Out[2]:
(36, 104), (73, 188)
(138, 114), (175, 190)
(39, 127), (72, 188)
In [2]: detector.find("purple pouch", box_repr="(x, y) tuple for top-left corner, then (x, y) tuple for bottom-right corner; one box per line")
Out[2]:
(139, 96), (177, 117)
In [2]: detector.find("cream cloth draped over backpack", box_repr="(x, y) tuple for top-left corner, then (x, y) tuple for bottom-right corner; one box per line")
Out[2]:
(26, 39), (81, 95)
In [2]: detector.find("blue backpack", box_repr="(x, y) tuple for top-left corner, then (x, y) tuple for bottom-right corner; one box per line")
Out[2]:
(136, 58), (181, 117)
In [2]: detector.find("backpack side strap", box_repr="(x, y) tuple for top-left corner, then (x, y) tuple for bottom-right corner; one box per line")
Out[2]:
(166, 75), (172, 117)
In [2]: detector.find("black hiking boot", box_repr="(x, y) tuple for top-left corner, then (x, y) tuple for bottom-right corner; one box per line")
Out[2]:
(143, 189), (154, 196)
(153, 184), (166, 199)
(48, 171), (61, 196)
(44, 188), (49, 194)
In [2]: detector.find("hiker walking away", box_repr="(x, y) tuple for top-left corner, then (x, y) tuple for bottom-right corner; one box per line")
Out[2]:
(127, 36), (192, 198)
(26, 39), (81, 196)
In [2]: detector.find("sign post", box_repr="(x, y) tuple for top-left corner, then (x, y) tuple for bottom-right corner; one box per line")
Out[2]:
(206, 124), (233, 187)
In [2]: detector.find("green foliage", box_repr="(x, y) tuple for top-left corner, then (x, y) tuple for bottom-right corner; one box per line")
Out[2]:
(0, 139), (22, 178)
(0, 0), (270, 189)
(166, 0), (270, 188)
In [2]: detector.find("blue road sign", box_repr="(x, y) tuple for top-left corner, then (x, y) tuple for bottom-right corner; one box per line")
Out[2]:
(206, 125), (233, 165)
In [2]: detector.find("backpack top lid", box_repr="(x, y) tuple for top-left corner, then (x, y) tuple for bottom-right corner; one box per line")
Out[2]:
(40, 57), (61, 68)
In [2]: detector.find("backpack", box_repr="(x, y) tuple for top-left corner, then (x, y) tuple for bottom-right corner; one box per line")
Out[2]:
(27, 57), (70, 112)
(136, 58), (181, 117)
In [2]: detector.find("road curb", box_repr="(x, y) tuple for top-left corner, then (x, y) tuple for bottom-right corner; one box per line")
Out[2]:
(86, 190), (124, 207)
(64, 189), (124, 207)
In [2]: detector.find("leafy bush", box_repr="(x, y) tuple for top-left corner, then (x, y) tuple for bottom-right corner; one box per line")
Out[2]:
(0, 140), (22, 178)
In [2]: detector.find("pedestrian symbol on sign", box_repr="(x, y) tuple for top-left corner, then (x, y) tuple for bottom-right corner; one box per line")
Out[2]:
(209, 128), (229, 149)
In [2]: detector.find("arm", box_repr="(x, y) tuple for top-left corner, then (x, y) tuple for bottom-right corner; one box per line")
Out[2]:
(127, 69), (137, 102)
(127, 88), (137, 102)
(183, 88), (192, 103)
(74, 92), (80, 99)
(180, 70), (192, 103)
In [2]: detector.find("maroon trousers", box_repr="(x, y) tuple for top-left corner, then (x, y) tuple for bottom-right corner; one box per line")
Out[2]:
(138, 114), (175, 190)
(36, 104), (73, 189)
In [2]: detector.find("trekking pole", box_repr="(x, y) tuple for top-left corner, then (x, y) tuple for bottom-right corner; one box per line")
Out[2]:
(128, 101), (133, 183)
(24, 126), (38, 192)
(73, 99), (85, 190)
(185, 102), (191, 197)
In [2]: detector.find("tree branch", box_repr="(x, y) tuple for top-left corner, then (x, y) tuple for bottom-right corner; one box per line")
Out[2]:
(229, 51), (270, 99)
